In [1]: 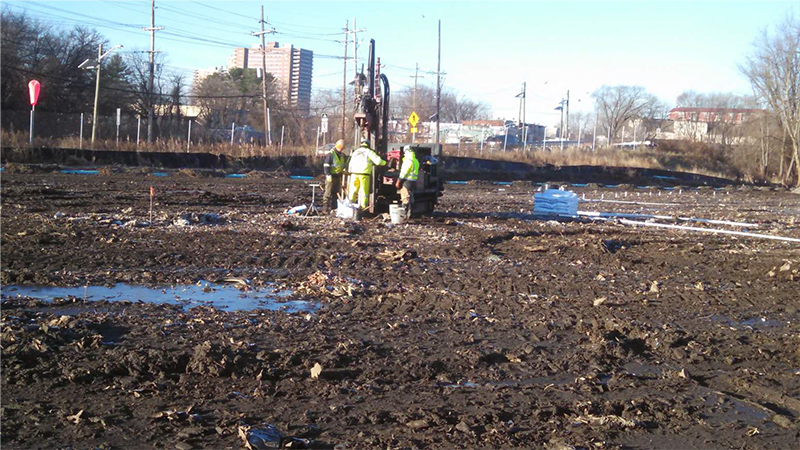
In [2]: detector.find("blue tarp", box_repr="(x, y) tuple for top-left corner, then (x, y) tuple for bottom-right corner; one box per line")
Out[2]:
(225, 173), (248, 178)
(61, 169), (98, 175)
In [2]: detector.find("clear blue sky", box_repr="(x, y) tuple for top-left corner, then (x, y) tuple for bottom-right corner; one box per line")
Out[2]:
(4, 0), (798, 126)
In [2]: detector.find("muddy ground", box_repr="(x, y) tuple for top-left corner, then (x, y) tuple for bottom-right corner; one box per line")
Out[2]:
(2, 168), (800, 449)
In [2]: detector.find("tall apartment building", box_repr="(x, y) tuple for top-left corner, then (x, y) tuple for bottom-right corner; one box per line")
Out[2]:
(192, 67), (224, 89)
(228, 42), (313, 116)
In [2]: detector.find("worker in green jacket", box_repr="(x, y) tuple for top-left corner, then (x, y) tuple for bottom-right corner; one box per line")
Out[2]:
(322, 139), (347, 213)
(394, 145), (420, 217)
(348, 139), (386, 209)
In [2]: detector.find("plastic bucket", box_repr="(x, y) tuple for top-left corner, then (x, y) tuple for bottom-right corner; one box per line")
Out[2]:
(389, 204), (406, 224)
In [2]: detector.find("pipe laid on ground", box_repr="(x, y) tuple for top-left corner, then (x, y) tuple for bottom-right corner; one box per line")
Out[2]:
(618, 219), (800, 243)
(581, 199), (680, 206)
(579, 211), (759, 228)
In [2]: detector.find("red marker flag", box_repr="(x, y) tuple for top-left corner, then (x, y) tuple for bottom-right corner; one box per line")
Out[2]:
(28, 80), (41, 107)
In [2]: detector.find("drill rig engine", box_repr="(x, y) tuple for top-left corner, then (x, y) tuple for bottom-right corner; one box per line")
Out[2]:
(353, 39), (444, 216)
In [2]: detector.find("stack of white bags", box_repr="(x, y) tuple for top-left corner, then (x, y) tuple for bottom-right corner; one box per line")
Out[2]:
(533, 189), (578, 216)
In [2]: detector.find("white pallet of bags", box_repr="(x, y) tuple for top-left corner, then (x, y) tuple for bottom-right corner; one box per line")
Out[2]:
(533, 189), (578, 216)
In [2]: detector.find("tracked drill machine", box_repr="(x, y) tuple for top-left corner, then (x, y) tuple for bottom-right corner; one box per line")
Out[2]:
(352, 39), (444, 216)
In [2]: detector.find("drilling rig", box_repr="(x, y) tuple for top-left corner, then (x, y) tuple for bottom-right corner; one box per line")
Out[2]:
(351, 39), (444, 216)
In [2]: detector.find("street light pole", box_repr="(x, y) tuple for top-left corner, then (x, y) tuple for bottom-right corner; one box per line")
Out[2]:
(84, 43), (122, 145)
(91, 43), (102, 145)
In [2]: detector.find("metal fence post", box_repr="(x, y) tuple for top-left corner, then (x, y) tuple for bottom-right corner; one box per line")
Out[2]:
(80, 113), (84, 149)
(187, 119), (192, 152)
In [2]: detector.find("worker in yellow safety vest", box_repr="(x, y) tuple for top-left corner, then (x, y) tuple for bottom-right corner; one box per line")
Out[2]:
(347, 139), (386, 209)
(394, 145), (420, 217)
(322, 139), (347, 213)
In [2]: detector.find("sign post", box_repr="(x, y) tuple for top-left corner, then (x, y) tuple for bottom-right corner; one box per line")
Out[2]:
(116, 108), (121, 145)
(321, 113), (328, 145)
(408, 111), (419, 143)
(28, 80), (40, 144)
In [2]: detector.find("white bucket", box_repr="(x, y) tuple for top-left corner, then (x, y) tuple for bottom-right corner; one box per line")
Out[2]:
(389, 204), (406, 224)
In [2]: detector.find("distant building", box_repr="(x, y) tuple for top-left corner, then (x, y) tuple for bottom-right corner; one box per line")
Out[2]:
(654, 107), (765, 144)
(192, 67), (225, 91)
(461, 119), (505, 127)
(668, 107), (762, 125)
(228, 42), (313, 116)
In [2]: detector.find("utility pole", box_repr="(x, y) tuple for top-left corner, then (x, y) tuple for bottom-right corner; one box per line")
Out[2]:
(251, 7), (275, 146)
(515, 82), (527, 149)
(144, 0), (163, 143)
(340, 21), (364, 140)
(435, 19), (441, 147)
(342, 20), (348, 140)
(565, 89), (570, 144)
(408, 64), (425, 143)
(522, 81), (527, 149)
(83, 43), (122, 145)
(411, 63), (425, 112)
(352, 17), (358, 79)
(92, 43), (102, 144)
(260, 6), (269, 147)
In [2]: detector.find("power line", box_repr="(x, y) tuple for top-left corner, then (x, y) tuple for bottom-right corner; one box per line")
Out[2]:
(4, 64), (261, 99)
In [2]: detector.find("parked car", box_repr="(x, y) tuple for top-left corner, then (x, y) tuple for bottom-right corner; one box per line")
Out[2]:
(316, 143), (335, 155)
(485, 134), (520, 149)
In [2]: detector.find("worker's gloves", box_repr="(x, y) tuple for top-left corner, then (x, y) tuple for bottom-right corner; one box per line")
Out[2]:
(326, 175), (332, 182)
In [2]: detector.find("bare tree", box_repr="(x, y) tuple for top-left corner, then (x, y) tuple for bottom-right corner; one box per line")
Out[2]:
(391, 84), (489, 123)
(592, 85), (660, 144)
(740, 15), (800, 186)
(568, 111), (592, 141)
(125, 51), (168, 136)
(1, 9), (108, 113)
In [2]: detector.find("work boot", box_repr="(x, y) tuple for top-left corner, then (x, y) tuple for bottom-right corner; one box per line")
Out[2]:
(403, 204), (411, 219)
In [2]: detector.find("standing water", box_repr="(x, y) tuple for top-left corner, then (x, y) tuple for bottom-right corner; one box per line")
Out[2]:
(1, 280), (317, 313)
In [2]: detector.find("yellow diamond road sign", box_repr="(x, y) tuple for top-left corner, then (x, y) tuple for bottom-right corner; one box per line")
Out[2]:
(408, 111), (419, 127)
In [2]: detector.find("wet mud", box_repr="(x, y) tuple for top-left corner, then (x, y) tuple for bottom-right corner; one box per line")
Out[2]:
(2, 171), (800, 449)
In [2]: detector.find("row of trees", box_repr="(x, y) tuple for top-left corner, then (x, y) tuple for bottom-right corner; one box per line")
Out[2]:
(740, 15), (800, 186)
(1, 9), (190, 139)
(566, 16), (799, 186)
(389, 84), (491, 123)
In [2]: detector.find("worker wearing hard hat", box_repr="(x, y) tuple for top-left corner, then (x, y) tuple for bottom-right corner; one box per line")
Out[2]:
(347, 139), (386, 209)
(322, 139), (347, 213)
(394, 145), (420, 218)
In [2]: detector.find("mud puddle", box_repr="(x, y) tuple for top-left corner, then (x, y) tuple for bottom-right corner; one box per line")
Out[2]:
(438, 373), (577, 389)
(706, 314), (788, 330)
(1, 281), (317, 313)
